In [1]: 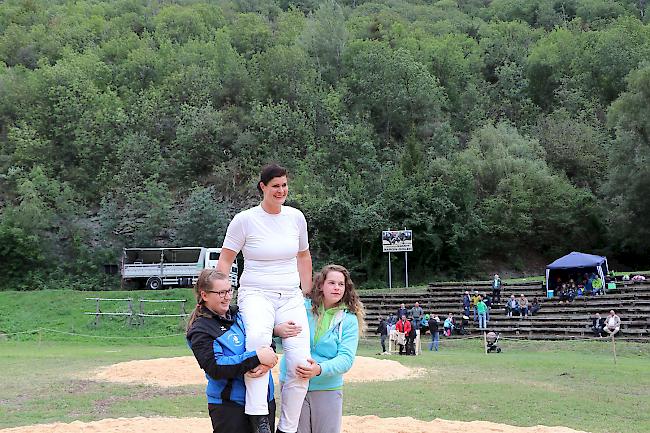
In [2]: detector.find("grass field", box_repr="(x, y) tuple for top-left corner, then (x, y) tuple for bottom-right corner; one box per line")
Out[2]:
(1, 337), (649, 432)
(1, 290), (649, 433)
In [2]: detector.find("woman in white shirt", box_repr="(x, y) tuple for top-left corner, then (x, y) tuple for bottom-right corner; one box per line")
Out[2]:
(217, 164), (312, 433)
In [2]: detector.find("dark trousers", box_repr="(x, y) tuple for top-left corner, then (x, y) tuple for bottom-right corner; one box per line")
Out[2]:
(380, 334), (387, 352)
(493, 289), (501, 304)
(209, 400), (276, 433)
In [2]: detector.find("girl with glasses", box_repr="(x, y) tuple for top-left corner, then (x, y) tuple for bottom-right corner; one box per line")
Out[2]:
(186, 269), (278, 433)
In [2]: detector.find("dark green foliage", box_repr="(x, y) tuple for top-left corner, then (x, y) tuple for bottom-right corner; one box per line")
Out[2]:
(0, 0), (648, 290)
(0, 220), (42, 288)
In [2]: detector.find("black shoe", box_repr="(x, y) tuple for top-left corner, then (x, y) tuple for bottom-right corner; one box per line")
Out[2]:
(249, 415), (272, 433)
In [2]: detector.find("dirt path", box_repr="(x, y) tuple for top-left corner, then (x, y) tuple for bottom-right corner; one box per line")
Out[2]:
(0, 415), (590, 433)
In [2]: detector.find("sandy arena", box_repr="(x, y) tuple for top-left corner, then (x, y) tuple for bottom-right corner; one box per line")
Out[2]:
(2, 356), (590, 433)
(93, 355), (424, 387)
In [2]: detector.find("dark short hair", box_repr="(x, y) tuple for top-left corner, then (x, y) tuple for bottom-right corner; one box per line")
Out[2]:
(257, 163), (288, 194)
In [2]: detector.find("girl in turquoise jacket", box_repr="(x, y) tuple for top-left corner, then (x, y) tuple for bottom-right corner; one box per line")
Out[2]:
(279, 264), (365, 433)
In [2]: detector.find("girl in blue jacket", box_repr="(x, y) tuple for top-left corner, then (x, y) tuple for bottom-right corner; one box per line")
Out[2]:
(186, 269), (278, 433)
(280, 264), (365, 433)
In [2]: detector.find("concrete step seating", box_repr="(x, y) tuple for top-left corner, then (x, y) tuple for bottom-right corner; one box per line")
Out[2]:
(360, 281), (650, 341)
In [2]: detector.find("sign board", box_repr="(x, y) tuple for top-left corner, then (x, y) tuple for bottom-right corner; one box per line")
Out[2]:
(382, 230), (413, 252)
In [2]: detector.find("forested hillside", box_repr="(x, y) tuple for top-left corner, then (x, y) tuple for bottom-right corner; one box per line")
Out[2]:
(1, 0), (649, 289)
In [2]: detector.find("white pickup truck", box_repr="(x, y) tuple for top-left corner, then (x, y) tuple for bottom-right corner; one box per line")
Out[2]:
(121, 247), (238, 290)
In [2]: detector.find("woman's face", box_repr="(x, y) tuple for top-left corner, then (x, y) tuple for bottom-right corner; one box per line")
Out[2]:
(260, 175), (288, 207)
(201, 278), (233, 316)
(321, 270), (346, 309)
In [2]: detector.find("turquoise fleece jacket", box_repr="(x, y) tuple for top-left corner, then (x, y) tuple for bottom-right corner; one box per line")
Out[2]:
(280, 299), (359, 391)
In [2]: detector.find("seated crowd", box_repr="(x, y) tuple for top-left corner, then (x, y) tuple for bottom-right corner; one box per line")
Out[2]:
(505, 293), (540, 318)
(591, 310), (622, 337)
(553, 271), (608, 303)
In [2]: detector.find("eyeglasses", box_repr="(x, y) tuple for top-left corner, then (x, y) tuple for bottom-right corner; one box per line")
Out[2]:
(206, 288), (234, 298)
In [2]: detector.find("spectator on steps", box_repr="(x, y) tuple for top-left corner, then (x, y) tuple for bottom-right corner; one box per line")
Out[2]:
(443, 313), (455, 337)
(592, 312), (605, 337)
(604, 310), (621, 336)
(558, 283), (569, 303)
(483, 292), (492, 322)
(396, 303), (408, 320)
(530, 297), (541, 316)
(462, 291), (471, 317)
(567, 281), (577, 301)
(506, 295), (519, 317)
(471, 291), (481, 323)
(476, 295), (488, 330)
(410, 302), (424, 331)
(492, 274), (502, 304)
(518, 294), (529, 318)
(592, 277), (604, 295)
(387, 313), (397, 329)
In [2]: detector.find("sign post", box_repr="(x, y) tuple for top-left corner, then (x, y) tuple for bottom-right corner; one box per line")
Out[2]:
(382, 229), (413, 289)
(388, 252), (392, 289)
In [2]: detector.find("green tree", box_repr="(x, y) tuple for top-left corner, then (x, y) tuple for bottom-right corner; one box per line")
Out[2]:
(342, 40), (447, 140)
(175, 185), (231, 247)
(604, 63), (650, 262)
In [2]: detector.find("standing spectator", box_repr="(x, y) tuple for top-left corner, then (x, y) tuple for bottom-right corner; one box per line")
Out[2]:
(406, 318), (417, 355)
(476, 295), (488, 330)
(443, 313), (455, 337)
(375, 316), (388, 353)
(483, 292), (492, 322)
(592, 312), (605, 337)
(420, 314), (430, 335)
(530, 297), (541, 316)
(604, 310), (621, 336)
(397, 303), (408, 319)
(395, 315), (411, 355)
(428, 315), (440, 351)
(471, 291), (481, 323)
(506, 295), (519, 317)
(462, 291), (471, 318)
(518, 294), (529, 318)
(387, 313), (397, 327)
(492, 274), (502, 304)
(410, 302), (424, 329)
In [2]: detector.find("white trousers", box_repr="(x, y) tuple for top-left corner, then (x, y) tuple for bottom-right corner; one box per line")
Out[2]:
(238, 288), (310, 433)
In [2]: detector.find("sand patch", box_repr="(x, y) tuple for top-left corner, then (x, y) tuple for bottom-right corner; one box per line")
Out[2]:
(0, 416), (590, 433)
(93, 356), (423, 387)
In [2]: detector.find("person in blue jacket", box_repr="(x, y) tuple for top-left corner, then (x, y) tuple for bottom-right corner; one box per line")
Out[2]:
(186, 269), (279, 433)
(279, 264), (365, 433)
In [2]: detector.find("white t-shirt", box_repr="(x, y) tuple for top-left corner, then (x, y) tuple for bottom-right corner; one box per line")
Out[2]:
(222, 205), (309, 290)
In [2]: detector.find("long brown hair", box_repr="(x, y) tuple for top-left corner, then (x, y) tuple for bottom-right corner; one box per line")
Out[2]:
(186, 269), (230, 332)
(311, 264), (365, 336)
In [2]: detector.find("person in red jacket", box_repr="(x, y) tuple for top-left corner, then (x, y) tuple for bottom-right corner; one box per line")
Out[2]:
(395, 315), (412, 355)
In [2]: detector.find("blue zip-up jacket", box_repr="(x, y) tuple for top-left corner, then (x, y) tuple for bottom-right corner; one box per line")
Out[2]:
(280, 299), (359, 391)
(187, 305), (274, 406)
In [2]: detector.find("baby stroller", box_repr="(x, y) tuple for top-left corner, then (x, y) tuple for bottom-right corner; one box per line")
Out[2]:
(486, 331), (502, 353)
